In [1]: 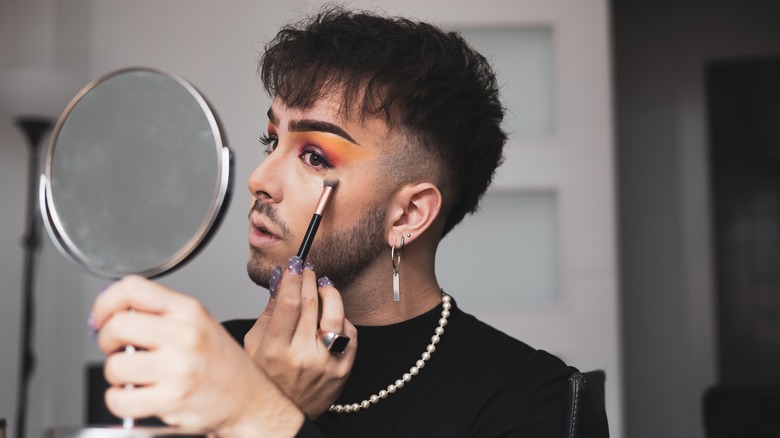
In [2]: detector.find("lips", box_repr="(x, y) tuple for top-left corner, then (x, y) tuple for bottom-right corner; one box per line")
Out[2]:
(255, 222), (278, 239)
(249, 214), (283, 248)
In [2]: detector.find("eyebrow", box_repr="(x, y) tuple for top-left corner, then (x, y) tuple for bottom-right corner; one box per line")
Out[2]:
(267, 107), (360, 146)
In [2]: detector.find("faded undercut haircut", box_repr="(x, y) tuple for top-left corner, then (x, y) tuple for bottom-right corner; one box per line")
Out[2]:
(259, 6), (506, 237)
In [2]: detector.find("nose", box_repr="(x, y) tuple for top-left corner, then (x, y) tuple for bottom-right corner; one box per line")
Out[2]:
(248, 151), (284, 203)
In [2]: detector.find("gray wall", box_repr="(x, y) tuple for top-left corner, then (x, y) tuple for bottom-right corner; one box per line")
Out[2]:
(0, 0), (95, 433)
(615, 1), (780, 437)
(0, 1), (284, 434)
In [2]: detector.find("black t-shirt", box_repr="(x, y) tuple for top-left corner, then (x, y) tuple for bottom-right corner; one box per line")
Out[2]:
(223, 298), (576, 437)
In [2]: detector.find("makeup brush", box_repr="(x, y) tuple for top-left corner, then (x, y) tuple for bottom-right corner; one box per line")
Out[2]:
(297, 179), (338, 261)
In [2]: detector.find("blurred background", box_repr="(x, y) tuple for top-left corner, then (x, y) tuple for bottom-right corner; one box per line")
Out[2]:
(1, 0), (779, 437)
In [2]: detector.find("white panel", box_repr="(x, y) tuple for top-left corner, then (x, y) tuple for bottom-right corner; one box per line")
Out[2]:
(459, 27), (555, 139)
(437, 191), (559, 306)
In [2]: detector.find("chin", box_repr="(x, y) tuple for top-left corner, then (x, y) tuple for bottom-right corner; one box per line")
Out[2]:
(247, 264), (271, 288)
(246, 249), (274, 288)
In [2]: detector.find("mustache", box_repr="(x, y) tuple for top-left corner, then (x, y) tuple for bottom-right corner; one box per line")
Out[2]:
(249, 200), (291, 238)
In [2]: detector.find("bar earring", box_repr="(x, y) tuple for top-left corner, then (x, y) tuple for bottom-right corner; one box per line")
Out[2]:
(390, 233), (411, 302)
(391, 236), (405, 302)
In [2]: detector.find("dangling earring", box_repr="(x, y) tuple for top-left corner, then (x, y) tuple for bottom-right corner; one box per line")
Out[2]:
(391, 234), (411, 302)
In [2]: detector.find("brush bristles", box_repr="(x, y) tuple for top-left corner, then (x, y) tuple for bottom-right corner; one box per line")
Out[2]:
(323, 179), (339, 189)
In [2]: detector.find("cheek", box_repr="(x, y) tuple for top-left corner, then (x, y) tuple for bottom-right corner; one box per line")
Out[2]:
(328, 187), (386, 225)
(279, 157), (333, 204)
(290, 177), (336, 218)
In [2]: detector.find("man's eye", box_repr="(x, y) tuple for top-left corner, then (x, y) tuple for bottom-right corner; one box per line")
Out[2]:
(302, 151), (326, 167)
(259, 134), (278, 154)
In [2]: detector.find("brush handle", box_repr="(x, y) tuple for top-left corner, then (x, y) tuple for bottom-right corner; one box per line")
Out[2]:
(297, 214), (322, 261)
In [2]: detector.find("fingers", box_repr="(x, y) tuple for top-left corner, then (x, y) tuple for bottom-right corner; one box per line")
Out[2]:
(316, 277), (345, 337)
(343, 319), (358, 344)
(88, 278), (311, 433)
(295, 261), (320, 343)
(338, 319), (358, 371)
(105, 384), (161, 420)
(92, 276), (202, 329)
(318, 279), (356, 357)
(254, 257), (353, 356)
(246, 259), (307, 355)
(105, 381), (192, 422)
(97, 311), (169, 354)
(262, 257), (326, 348)
(247, 259), (355, 419)
(264, 257), (304, 344)
(104, 350), (159, 386)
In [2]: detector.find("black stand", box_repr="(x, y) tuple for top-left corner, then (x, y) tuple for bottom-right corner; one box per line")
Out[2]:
(14, 117), (53, 438)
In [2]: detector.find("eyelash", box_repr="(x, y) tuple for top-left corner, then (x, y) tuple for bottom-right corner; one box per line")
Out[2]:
(259, 133), (332, 170)
(259, 133), (278, 154)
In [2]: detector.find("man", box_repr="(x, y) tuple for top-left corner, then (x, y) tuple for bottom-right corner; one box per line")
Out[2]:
(91, 7), (578, 437)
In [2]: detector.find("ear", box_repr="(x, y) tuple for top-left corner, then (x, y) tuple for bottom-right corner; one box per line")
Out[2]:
(385, 182), (443, 246)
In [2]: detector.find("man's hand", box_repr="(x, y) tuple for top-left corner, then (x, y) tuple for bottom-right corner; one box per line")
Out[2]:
(244, 256), (358, 419)
(92, 276), (304, 437)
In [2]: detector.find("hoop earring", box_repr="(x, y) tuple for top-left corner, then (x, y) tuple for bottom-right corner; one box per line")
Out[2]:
(391, 236), (405, 302)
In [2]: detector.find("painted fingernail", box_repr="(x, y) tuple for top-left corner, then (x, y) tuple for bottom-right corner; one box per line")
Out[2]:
(288, 256), (303, 275)
(87, 315), (98, 340)
(269, 265), (282, 298)
(304, 259), (315, 271)
(317, 276), (334, 288)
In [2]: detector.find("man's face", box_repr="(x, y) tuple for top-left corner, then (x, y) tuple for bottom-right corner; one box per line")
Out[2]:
(246, 94), (394, 290)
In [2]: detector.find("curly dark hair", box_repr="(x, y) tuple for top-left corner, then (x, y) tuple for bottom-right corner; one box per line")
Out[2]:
(260, 6), (506, 237)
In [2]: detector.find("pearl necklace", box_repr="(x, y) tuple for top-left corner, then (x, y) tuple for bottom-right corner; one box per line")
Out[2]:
(329, 292), (451, 413)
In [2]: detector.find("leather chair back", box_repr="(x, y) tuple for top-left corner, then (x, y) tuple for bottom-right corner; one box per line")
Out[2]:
(564, 370), (609, 438)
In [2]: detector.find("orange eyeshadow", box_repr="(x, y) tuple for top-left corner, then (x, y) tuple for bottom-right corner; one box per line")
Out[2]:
(291, 131), (373, 167)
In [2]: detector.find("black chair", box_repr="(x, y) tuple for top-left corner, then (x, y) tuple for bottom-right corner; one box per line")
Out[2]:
(564, 370), (609, 438)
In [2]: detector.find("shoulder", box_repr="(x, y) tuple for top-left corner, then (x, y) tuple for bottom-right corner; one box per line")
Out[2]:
(444, 308), (577, 435)
(453, 307), (571, 369)
(446, 306), (576, 396)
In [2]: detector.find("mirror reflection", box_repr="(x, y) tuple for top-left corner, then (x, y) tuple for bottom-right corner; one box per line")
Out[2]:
(43, 68), (232, 279)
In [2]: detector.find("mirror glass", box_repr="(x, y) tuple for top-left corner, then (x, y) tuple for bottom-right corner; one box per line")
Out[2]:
(41, 67), (232, 279)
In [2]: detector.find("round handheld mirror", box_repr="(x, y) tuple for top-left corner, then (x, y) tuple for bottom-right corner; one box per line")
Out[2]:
(41, 67), (232, 279)
(41, 68), (232, 436)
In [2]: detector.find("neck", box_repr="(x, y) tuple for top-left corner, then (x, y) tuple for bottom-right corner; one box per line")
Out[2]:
(340, 250), (442, 326)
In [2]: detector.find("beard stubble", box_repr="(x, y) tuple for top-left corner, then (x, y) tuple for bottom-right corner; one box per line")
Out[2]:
(247, 201), (387, 292)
